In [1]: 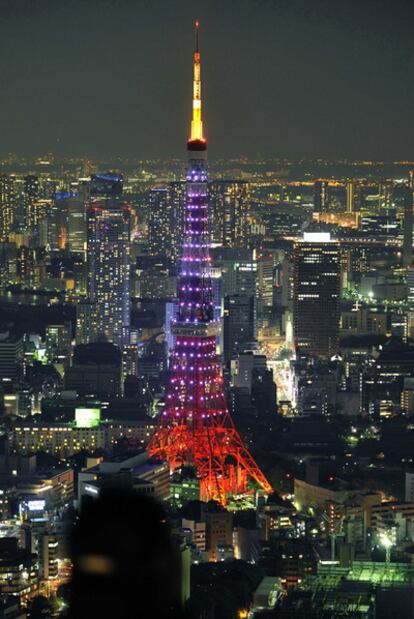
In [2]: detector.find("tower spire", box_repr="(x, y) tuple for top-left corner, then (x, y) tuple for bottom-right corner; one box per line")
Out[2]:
(190, 20), (205, 144)
(195, 19), (199, 52)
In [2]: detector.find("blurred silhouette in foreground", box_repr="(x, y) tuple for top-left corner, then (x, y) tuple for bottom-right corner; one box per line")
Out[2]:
(68, 488), (186, 619)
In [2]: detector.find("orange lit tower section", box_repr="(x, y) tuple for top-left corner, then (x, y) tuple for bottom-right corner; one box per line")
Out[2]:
(148, 22), (272, 504)
(190, 21), (204, 144)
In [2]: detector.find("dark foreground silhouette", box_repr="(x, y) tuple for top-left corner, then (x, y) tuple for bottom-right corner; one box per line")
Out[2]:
(68, 488), (186, 619)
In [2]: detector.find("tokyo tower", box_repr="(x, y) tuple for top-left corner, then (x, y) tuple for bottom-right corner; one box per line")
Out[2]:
(148, 22), (272, 504)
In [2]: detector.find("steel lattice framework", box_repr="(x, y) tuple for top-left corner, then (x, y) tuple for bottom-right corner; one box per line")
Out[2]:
(148, 22), (272, 504)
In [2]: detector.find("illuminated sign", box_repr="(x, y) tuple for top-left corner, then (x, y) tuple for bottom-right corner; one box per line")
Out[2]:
(303, 232), (333, 243)
(84, 485), (99, 495)
(27, 500), (46, 511)
(75, 407), (101, 428)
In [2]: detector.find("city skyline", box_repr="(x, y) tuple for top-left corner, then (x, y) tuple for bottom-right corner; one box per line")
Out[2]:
(1, 9), (414, 618)
(0, 0), (413, 160)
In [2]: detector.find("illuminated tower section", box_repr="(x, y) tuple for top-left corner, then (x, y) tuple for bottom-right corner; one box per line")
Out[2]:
(149, 23), (272, 504)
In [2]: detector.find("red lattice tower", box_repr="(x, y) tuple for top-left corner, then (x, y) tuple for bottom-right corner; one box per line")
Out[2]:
(148, 22), (272, 504)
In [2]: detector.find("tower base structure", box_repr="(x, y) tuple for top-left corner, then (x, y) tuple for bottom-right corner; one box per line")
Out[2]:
(149, 421), (272, 504)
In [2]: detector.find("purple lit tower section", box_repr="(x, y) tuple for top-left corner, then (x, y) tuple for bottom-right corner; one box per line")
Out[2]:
(148, 22), (272, 504)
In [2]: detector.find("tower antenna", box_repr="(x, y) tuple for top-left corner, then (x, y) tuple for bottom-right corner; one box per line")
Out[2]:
(195, 19), (199, 53)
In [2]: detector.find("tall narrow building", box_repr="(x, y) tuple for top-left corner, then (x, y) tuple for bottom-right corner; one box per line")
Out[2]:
(23, 175), (39, 238)
(293, 232), (340, 358)
(209, 181), (250, 247)
(149, 23), (271, 504)
(148, 182), (186, 263)
(87, 202), (131, 346)
(148, 188), (170, 258)
(0, 174), (15, 241)
(346, 180), (355, 214)
(168, 181), (186, 262)
(314, 180), (329, 212)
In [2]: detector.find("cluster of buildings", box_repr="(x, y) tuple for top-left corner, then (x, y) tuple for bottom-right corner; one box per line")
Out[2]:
(1, 27), (414, 619)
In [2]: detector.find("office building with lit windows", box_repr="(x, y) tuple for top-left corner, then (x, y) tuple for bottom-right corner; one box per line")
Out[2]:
(87, 203), (131, 346)
(223, 294), (256, 362)
(402, 184), (414, 268)
(148, 188), (170, 258)
(313, 180), (329, 212)
(0, 174), (15, 241)
(148, 182), (186, 263)
(168, 180), (186, 262)
(67, 194), (86, 254)
(293, 232), (340, 358)
(9, 416), (156, 457)
(23, 175), (39, 239)
(209, 181), (250, 247)
(0, 330), (24, 383)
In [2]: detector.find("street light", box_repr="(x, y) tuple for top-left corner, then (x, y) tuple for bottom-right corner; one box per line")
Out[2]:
(380, 533), (393, 564)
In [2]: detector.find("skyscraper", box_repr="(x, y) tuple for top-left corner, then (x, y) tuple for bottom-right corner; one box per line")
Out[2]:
(223, 294), (256, 362)
(257, 250), (275, 309)
(314, 180), (329, 212)
(402, 184), (414, 268)
(67, 194), (86, 255)
(378, 181), (393, 210)
(87, 203), (131, 346)
(148, 183), (186, 263)
(168, 181), (186, 262)
(149, 23), (271, 504)
(0, 174), (15, 241)
(211, 247), (257, 298)
(23, 175), (39, 238)
(148, 188), (170, 258)
(293, 232), (340, 358)
(346, 180), (355, 214)
(209, 181), (250, 247)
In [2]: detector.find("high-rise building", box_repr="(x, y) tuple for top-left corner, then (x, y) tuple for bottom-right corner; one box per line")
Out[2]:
(0, 174), (15, 241)
(346, 180), (355, 214)
(211, 247), (257, 299)
(40, 535), (59, 580)
(90, 173), (123, 197)
(293, 232), (341, 358)
(407, 264), (414, 307)
(378, 181), (393, 210)
(87, 204), (131, 346)
(314, 180), (329, 212)
(402, 184), (414, 268)
(257, 251), (275, 309)
(209, 181), (250, 247)
(76, 300), (97, 345)
(65, 342), (122, 397)
(0, 329), (24, 383)
(148, 188), (170, 258)
(17, 246), (36, 287)
(45, 322), (72, 363)
(149, 23), (271, 503)
(148, 183), (186, 263)
(67, 194), (86, 255)
(50, 191), (68, 250)
(223, 295), (256, 362)
(169, 181), (186, 262)
(23, 175), (39, 238)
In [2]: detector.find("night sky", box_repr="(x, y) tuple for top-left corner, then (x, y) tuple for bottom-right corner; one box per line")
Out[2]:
(0, 0), (413, 160)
